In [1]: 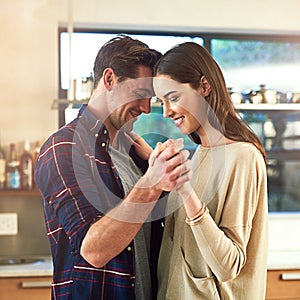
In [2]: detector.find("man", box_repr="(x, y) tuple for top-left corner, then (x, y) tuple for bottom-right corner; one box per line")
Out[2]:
(34, 35), (190, 300)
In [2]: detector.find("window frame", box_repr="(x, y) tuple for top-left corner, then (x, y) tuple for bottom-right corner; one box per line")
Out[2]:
(58, 26), (300, 99)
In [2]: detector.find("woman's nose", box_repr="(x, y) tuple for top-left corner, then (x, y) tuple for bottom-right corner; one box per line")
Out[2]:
(163, 101), (173, 118)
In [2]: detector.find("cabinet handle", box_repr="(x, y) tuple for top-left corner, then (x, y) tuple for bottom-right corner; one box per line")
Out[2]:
(281, 273), (300, 281)
(21, 280), (52, 288)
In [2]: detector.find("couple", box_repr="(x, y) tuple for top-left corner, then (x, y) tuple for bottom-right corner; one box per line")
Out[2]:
(34, 35), (268, 300)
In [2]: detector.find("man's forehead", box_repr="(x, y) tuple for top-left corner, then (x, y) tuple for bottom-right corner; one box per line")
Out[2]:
(120, 76), (154, 89)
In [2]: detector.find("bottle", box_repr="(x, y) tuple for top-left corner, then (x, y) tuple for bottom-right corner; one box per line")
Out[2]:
(86, 73), (94, 100)
(20, 140), (33, 190)
(32, 140), (41, 164)
(32, 140), (41, 189)
(6, 143), (20, 189)
(0, 141), (6, 189)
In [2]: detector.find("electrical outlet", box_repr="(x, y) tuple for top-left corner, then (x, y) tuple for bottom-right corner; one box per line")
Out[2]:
(0, 213), (18, 235)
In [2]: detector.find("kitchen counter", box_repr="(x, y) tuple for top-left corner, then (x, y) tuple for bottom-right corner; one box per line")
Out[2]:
(267, 213), (300, 270)
(0, 252), (299, 277)
(268, 250), (300, 270)
(0, 256), (52, 278)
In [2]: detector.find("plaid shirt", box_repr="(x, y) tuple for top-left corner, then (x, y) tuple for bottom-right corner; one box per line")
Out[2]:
(35, 105), (162, 300)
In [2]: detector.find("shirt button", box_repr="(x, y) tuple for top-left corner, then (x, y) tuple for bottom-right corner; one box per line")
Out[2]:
(95, 133), (98, 137)
(131, 283), (135, 288)
(103, 129), (107, 134)
(101, 142), (106, 147)
(127, 246), (131, 251)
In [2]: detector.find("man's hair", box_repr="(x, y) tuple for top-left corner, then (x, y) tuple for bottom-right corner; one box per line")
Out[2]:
(93, 34), (162, 88)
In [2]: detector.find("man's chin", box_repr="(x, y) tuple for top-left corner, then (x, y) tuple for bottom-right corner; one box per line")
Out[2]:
(120, 122), (134, 133)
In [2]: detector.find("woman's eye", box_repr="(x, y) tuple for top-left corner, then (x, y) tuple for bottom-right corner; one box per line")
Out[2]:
(169, 96), (179, 102)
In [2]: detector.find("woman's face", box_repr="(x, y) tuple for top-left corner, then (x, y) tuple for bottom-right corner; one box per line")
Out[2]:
(153, 74), (208, 135)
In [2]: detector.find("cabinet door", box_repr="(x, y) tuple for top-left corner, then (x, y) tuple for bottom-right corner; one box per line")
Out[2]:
(0, 276), (51, 300)
(266, 270), (300, 299)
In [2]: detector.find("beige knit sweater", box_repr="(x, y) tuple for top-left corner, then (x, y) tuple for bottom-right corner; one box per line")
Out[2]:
(157, 142), (268, 300)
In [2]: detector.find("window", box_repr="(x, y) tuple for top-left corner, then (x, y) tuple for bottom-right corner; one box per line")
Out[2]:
(211, 37), (300, 93)
(59, 29), (203, 96)
(58, 28), (300, 213)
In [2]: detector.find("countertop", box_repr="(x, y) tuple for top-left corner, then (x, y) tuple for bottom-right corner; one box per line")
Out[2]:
(0, 256), (52, 278)
(1, 251), (300, 278)
(268, 250), (300, 270)
(267, 213), (300, 270)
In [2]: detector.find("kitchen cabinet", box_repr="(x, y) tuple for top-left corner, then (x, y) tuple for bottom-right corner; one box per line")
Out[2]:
(0, 189), (51, 263)
(0, 276), (51, 300)
(266, 269), (300, 299)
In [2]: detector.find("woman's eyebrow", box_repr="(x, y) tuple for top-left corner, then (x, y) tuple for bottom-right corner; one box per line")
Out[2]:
(163, 90), (176, 98)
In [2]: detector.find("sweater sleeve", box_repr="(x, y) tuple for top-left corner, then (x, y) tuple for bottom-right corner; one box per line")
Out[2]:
(189, 145), (267, 282)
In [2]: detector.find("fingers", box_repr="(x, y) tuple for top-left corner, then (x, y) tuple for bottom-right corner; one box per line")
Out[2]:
(167, 156), (191, 182)
(174, 170), (193, 190)
(150, 138), (184, 167)
(145, 138), (191, 192)
(164, 149), (190, 174)
(149, 141), (164, 167)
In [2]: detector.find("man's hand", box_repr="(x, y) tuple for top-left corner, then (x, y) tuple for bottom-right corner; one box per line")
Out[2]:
(138, 139), (191, 192)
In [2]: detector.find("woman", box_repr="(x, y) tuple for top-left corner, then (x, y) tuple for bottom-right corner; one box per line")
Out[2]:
(153, 42), (268, 300)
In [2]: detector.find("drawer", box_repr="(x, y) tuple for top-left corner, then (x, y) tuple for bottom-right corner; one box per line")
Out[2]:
(266, 270), (300, 299)
(0, 276), (51, 300)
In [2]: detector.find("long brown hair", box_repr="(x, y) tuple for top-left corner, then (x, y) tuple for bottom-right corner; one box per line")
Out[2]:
(155, 42), (266, 162)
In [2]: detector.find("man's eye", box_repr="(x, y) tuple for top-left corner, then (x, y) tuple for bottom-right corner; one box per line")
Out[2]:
(135, 91), (149, 99)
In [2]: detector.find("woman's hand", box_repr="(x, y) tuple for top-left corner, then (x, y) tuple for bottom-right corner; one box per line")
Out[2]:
(126, 131), (153, 160)
(139, 139), (191, 192)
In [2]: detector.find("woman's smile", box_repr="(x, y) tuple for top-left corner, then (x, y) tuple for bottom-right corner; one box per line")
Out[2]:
(173, 116), (185, 127)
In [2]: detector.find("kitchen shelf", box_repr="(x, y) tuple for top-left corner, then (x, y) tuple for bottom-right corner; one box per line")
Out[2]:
(52, 98), (162, 110)
(51, 98), (88, 110)
(267, 149), (300, 161)
(235, 103), (300, 111)
(0, 189), (41, 197)
(52, 99), (300, 111)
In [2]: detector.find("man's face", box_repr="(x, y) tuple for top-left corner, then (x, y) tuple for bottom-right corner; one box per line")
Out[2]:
(107, 65), (154, 132)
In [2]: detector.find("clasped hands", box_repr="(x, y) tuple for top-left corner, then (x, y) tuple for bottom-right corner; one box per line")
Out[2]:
(138, 138), (192, 192)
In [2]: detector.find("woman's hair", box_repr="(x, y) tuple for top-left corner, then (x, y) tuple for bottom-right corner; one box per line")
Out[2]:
(155, 42), (266, 162)
(93, 34), (162, 88)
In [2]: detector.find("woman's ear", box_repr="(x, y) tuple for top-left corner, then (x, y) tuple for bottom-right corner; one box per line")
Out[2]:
(199, 76), (211, 96)
(103, 68), (117, 90)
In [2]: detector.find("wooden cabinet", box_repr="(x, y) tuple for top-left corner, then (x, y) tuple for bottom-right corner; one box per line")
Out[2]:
(266, 269), (300, 299)
(0, 276), (51, 300)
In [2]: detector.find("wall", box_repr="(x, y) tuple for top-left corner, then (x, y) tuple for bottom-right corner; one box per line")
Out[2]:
(1, 0), (300, 149)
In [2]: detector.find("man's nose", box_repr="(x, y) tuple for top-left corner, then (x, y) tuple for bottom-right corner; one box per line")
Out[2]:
(139, 98), (151, 114)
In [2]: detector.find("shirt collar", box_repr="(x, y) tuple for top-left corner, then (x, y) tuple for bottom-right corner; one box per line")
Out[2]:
(78, 104), (110, 147)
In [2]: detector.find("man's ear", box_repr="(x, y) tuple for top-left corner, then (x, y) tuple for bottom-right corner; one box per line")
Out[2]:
(199, 76), (211, 96)
(103, 68), (117, 90)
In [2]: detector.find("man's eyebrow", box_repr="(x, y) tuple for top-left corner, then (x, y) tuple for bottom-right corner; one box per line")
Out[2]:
(135, 88), (154, 95)
(136, 87), (152, 92)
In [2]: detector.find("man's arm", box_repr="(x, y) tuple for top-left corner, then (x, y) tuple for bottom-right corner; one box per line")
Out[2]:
(80, 139), (191, 268)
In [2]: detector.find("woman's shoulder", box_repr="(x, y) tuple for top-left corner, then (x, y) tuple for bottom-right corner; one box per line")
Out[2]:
(225, 142), (265, 165)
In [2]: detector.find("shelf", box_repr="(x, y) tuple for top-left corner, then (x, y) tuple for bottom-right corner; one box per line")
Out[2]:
(51, 99), (88, 110)
(52, 100), (300, 111)
(52, 98), (163, 110)
(267, 149), (300, 161)
(236, 103), (300, 111)
(0, 189), (41, 197)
